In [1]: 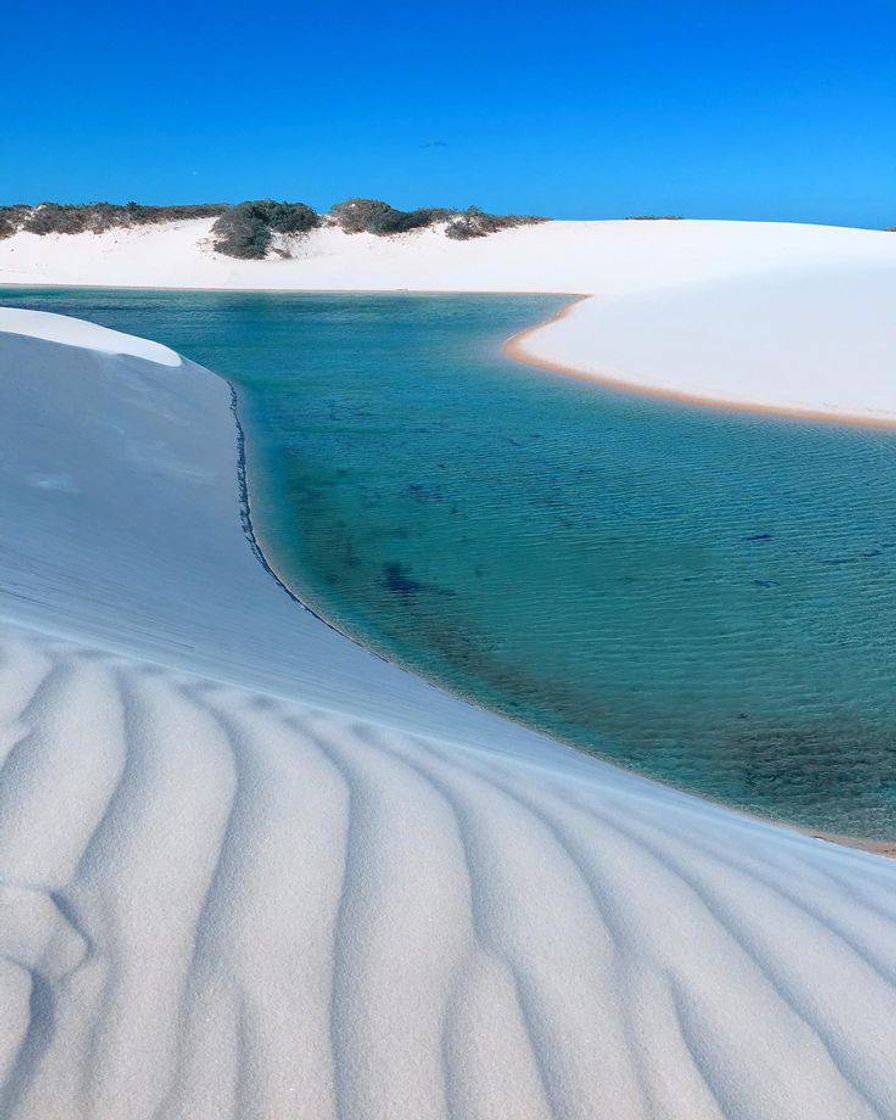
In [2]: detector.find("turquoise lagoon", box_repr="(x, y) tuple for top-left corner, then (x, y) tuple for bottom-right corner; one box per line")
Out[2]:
(4, 287), (896, 840)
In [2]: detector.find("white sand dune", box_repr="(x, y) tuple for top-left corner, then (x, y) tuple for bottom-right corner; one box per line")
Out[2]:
(513, 261), (896, 423)
(2, 307), (896, 1115)
(0, 308), (181, 367)
(2, 217), (896, 420)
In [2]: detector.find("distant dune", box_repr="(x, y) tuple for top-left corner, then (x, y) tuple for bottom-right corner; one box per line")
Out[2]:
(2, 217), (896, 421)
(2, 294), (896, 1116)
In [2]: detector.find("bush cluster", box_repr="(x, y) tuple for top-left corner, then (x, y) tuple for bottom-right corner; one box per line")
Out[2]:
(624, 215), (683, 221)
(120, 202), (229, 225)
(0, 205), (29, 239)
(210, 200), (320, 259)
(0, 201), (228, 238)
(0, 197), (546, 254)
(445, 205), (545, 240)
(26, 204), (101, 234)
(329, 198), (455, 235)
(329, 198), (544, 240)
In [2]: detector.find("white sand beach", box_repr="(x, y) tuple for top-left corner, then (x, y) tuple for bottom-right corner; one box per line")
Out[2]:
(3, 217), (896, 421)
(2, 244), (896, 1118)
(3, 221), (896, 1117)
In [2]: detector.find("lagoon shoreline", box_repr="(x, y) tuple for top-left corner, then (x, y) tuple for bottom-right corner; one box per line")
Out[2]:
(4, 217), (896, 425)
(5, 287), (896, 856)
(504, 293), (896, 431)
(3, 304), (896, 1117)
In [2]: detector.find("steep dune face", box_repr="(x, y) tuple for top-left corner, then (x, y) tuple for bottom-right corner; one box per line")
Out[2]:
(1, 318), (896, 1118)
(0, 326), (546, 742)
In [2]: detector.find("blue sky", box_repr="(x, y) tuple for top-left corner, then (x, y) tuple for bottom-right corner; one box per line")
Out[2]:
(2, 0), (894, 226)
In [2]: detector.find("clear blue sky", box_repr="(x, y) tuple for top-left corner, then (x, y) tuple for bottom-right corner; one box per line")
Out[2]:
(2, 0), (894, 227)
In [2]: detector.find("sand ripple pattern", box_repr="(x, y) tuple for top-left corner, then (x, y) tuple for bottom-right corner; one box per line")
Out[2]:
(3, 318), (896, 1118)
(0, 622), (895, 1120)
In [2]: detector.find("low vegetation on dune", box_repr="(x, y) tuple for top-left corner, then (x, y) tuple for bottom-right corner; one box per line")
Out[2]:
(329, 198), (545, 240)
(444, 205), (545, 239)
(210, 200), (320, 259)
(0, 205), (29, 239)
(0, 202), (228, 239)
(329, 198), (455, 235)
(0, 198), (546, 257)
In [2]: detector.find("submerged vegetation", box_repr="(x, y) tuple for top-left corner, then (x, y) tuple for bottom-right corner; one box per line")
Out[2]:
(0, 198), (546, 257)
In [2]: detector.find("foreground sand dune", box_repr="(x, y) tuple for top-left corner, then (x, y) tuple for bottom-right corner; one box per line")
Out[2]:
(2, 308), (896, 1117)
(3, 217), (896, 421)
(6, 621), (896, 1120)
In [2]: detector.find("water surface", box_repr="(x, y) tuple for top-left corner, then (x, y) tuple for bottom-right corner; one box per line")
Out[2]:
(4, 287), (896, 839)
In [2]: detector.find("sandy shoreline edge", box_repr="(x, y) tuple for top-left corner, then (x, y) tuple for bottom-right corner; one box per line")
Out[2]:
(4, 293), (895, 856)
(223, 295), (896, 859)
(4, 310), (896, 1116)
(503, 296), (896, 856)
(504, 293), (896, 430)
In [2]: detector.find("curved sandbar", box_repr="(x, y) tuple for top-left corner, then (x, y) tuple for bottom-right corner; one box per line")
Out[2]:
(2, 308), (896, 1117)
(3, 217), (896, 423)
(511, 262), (896, 426)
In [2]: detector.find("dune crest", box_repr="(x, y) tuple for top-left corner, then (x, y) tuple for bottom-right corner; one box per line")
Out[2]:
(1, 308), (896, 1117)
(3, 218), (896, 421)
(0, 307), (181, 367)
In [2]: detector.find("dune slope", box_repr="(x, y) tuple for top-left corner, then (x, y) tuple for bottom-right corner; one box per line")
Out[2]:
(2, 313), (896, 1118)
(2, 218), (896, 421)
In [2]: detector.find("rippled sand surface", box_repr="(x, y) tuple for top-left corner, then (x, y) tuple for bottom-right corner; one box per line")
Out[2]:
(1, 312), (896, 1118)
(8, 288), (896, 838)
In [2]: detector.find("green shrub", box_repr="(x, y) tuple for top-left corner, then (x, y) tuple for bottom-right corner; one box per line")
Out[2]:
(330, 198), (455, 235)
(330, 198), (406, 234)
(123, 202), (228, 225)
(26, 203), (96, 234)
(445, 205), (545, 240)
(211, 205), (271, 259)
(211, 200), (320, 259)
(0, 205), (28, 239)
(261, 200), (320, 234)
(20, 201), (229, 236)
(398, 206), (455, 231)
(0, 196), (544, 248)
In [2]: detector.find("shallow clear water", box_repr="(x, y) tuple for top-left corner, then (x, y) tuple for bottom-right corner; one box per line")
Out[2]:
(4, 287), (896, 839)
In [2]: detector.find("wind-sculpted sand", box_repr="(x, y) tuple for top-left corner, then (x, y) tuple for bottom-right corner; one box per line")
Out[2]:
(3, 218), (896, 422)
(2, 305), (896, 1117)
(5, 620), (896, 1120)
